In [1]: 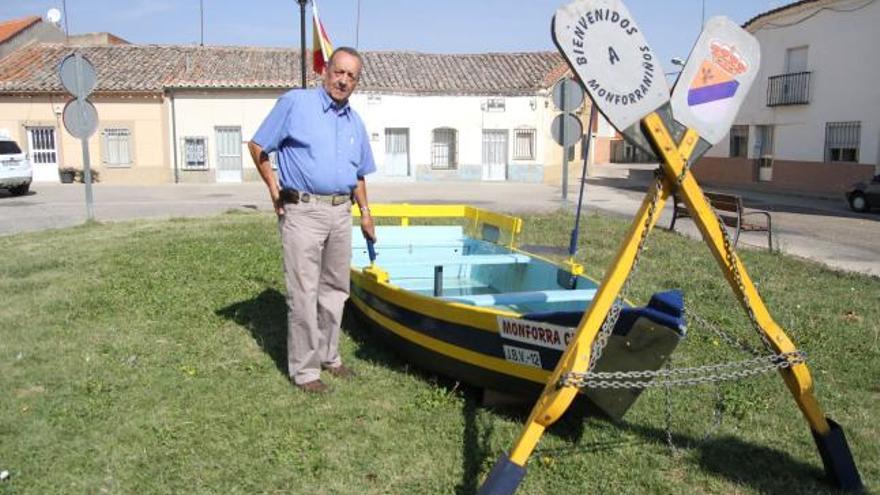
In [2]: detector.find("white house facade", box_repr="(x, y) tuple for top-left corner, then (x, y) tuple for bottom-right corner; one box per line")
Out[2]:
(164, 50), (595, 186)
(697, 0), (878, 194)
(2, 44), (609, 186)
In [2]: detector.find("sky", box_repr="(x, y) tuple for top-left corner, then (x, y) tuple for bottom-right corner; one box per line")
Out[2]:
(4, 0), (786, 75)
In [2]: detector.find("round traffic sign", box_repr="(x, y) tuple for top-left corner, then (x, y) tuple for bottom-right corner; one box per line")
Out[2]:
(59, 53), (97, 98)
(552, 78), (585, 112)
(551, 113), (583, 147)
(62, 98), (98, 139)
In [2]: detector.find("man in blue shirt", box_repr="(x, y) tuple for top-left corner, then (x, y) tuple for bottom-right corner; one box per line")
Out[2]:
(248, 47), (376, 393)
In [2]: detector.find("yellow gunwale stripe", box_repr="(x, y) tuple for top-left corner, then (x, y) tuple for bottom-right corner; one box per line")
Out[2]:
(350, 295), (550, 384)
(350, 269), (518, 332)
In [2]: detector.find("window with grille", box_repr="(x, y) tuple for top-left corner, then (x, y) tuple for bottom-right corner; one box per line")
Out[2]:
(102, 128), (132, 167)
(182, 137), (208, 170)
(431, 128), (457, 169)
(825, 122), (860, 162)
(729, 125), (749, 158)
(485, 97), (505, 112)
(513, 129), (536, 160)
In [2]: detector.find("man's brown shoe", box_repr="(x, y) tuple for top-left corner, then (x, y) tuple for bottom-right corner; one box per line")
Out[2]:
(324, 364), (356, 379)
(294, 379), (329, 393)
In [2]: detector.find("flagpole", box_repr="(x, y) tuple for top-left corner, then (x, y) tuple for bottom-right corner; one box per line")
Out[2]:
(355, 0), (361, 48)
(297, 0), (308, 88)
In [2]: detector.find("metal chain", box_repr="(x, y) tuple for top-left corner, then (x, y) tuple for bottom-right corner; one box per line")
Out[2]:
(562, 350), (805, 389)
(586, 174), (665, 373)
(663, 355), (676, 451)
(672, 159), (775, 353)
(686, 308), (763, 357)
(715, 209), (776, 352)
(703, 382), (725, 442)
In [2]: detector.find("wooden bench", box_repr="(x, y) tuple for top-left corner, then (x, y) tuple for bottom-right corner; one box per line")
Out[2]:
(669, 191), (773, 250)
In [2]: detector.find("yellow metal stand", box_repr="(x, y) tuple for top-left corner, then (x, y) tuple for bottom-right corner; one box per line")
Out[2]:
(643, 113), (830, 434)
(505, 123), (699, 467)
(479, 115), (861, 494)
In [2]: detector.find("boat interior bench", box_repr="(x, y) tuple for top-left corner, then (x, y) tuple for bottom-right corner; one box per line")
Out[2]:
(669, 191), (773, 250)
(376, 253), (531, 268)
(443, 289), (597, 307)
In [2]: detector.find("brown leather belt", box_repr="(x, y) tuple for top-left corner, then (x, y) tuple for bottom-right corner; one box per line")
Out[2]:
(280, 189), (351, 206)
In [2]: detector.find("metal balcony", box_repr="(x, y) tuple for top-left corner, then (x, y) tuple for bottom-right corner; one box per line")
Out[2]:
(767, 71), (811, 106)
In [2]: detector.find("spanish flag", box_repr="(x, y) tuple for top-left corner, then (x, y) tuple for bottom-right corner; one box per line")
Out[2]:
(312, 2), (333, 75)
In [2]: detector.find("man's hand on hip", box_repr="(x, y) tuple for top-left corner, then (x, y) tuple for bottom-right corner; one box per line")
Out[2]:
(271, 192), (284, 216)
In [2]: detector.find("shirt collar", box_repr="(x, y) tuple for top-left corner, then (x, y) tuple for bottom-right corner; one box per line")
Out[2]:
(319, 86), (350, 115)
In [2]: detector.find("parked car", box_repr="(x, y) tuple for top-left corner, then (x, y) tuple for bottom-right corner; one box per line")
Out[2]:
(846, 174), (880, 212)
(0, 137), (32, 196)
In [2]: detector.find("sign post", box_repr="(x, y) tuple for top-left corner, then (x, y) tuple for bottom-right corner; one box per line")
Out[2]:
(59, 52), (99, 222)
(550, 78), (584, 201)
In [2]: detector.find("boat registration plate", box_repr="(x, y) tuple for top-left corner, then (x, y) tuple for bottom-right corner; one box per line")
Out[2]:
(503, 345), (542, 369)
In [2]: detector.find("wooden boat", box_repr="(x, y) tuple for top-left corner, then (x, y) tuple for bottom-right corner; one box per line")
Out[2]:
(348, 204), (686, 419)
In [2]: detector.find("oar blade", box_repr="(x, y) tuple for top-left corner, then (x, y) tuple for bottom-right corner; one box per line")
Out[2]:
(552, 0), (670, 133)
(670, 16), (761, 145)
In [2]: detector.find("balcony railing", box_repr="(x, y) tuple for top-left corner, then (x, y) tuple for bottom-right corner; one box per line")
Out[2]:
(767, 71), (811, 106)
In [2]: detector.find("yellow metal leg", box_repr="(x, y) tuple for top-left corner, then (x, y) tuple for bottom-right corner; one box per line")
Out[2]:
(506, 124), (700, 466)
(483, 116), (861, 493)
(643, 113), (831, 435)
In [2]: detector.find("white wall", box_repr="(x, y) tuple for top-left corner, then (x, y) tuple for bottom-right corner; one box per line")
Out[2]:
(169, 89), (281, 179)
(707, 0), (880, 168)
(171, 89), (551, 183)
(350, 93), (548, 181)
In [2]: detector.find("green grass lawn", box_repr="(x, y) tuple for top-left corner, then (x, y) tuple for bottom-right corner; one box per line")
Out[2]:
(1, 209), (877, 494)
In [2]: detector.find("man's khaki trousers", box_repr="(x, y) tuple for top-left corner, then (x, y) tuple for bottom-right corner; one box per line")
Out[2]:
(279, 200), (352, 385)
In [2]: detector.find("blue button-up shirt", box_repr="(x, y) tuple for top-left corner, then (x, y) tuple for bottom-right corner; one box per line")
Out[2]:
(252, 87), (376, 195)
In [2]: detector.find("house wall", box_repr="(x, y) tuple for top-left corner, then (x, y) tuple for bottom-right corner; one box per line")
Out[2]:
(1, 87), (613, 186)
(695, 156), (874, 194)
(169, 89), (283, 183)
(352, 93), (550, 183)
(705, 0), (880, 193)
(0, 94), (169, 184)
(171, 89), (584, 185)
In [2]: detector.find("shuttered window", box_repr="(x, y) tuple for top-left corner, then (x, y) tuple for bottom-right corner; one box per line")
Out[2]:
(102, 128), (132, 167)
(431, 128), (457, 169)
(513, 129), (536, 160)
(729, 125), (749, 158)
(182, 137), (208, 170)
(825, 122), (860, 162)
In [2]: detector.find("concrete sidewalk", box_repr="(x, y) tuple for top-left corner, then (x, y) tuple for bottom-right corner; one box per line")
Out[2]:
(1, 175), (878, 277)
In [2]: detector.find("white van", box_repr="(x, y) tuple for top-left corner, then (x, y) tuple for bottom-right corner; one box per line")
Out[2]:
(0, 138), (32, 196)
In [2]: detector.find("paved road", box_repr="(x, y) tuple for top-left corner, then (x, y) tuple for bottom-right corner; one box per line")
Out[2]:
(1, 177), (878, 277)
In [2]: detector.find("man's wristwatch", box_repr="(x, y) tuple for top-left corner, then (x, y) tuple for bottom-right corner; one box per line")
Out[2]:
(359, 206), (371, 216)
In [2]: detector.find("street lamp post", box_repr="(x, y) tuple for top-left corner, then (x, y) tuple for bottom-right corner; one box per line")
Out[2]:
(666, 57), (686, 77)
(296, 0), (309, 88)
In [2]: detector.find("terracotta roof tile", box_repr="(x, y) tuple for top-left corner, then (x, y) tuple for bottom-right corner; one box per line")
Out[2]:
(0, 44), (565, 96)
(0, 16), (40, 44)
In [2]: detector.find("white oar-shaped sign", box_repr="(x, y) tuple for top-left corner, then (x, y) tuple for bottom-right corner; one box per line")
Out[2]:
(552, 0), (669, 133)
(670, 16), (760, 145)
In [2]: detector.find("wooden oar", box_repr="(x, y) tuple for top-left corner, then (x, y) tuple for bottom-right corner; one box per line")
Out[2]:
(366, 238), (377, 265)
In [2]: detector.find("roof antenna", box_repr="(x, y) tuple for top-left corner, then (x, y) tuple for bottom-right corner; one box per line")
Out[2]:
(200, 0), (205, 46)
(355, 0), (361, 48)
(59, 0), (70, 42)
